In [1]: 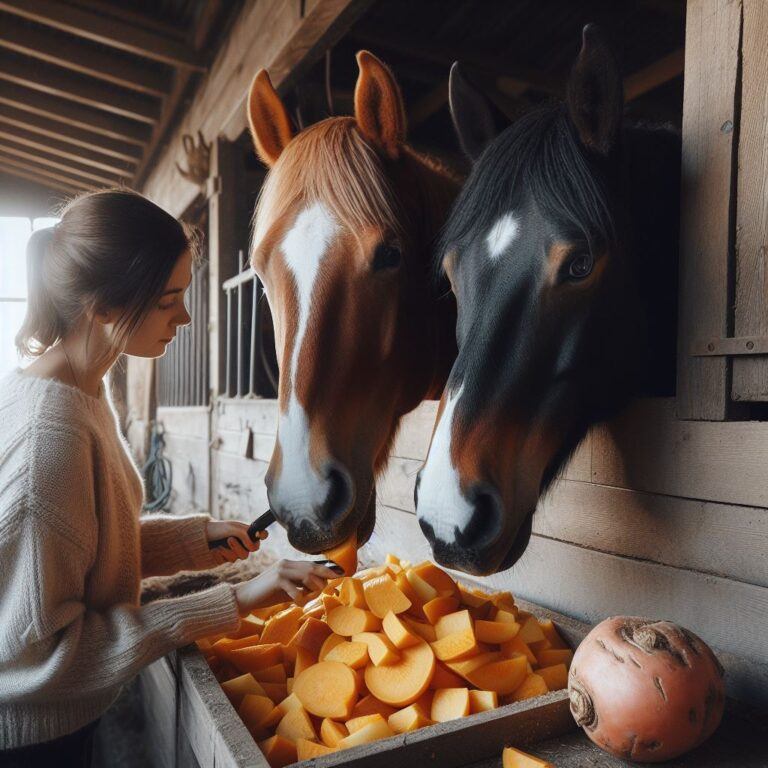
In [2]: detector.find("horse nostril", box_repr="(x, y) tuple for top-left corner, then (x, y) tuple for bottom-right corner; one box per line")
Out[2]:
(318, 461), (354, 526)
(455, 483), (505, 550)
(414, 469), (423, 509)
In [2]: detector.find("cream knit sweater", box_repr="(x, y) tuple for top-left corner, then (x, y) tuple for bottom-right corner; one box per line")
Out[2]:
(0, 369), (241, 749)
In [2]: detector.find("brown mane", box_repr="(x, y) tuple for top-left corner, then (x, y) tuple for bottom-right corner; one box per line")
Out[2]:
(252, 116), (401, 249)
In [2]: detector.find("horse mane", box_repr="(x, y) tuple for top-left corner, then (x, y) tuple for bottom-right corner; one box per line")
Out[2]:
(435, 102), (617, 276)
(252, 116), (402, 250)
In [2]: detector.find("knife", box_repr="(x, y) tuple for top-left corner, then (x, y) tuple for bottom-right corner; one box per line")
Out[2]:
(208, 509), (344, 573)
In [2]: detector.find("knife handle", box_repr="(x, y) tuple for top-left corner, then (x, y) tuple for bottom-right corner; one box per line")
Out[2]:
(208, 510), (276, 550)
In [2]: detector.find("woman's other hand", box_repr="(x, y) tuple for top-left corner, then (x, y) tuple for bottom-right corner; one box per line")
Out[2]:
(234, 559), (342, 613)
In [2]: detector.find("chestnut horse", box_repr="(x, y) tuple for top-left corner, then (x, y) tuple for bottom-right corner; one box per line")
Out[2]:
(247, 52), (459, 553)
(416, 25), (680, 575)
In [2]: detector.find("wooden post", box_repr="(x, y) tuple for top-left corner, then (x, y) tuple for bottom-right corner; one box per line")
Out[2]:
(207, 136), (239, 400)
(676, 0), (741, 420)
(732, 0), (768, 402)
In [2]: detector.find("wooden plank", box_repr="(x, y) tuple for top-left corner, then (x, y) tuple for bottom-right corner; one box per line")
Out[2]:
(208, 139), (240, 398)
(142, 0), (374, 215)
(0, 49), (160, 124)
(131, 3), (224, 189)
(0, 13), (170, 97)
(176, 642), (574, 768)
(216, 427), (275, 463)
(0, 0), (204, 70)
(367, 505), (768, 706)
(591, 397), (768, 508)
(156, 405), (209, 439)
(216, 398), (279, 435)
(0, 141), (119, 186)
(177, 646), (268, 768)
(138, 658), (177, 768)
(537, 479), (768, 588)
(161, 432), (209, 513)
(0, 80), (151, 145)
(0, 104), (142, 162)
(624, 47), (685, 102)
(676, 0), (741, 419)
(0, 152), (94, 191)
(732, 0), (768, 401)
(0, 162), (81, 194)
(0, 127), (131, 177)
(212, 451), (270, 521)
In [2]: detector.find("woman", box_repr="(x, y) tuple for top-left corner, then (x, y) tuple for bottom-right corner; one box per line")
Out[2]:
(0, 189), (339, 765)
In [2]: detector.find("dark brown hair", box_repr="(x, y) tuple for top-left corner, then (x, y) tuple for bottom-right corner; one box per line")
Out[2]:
(16, 189), (196, 358)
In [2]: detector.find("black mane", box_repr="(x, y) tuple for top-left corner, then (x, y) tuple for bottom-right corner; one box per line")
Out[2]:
(436, 102), (617, 276)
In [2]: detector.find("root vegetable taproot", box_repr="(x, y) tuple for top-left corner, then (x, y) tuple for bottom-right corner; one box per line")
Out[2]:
(568, 617), (725, 763)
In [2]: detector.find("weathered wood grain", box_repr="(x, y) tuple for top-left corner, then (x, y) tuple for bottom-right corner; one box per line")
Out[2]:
(591, 398), (768, 507)
(368, 505), (768, 705)
(676, 0), (741, 419)
(138, 658), (177, 768)
(732, 0), (768, 401)
(143, 0), (374, 217)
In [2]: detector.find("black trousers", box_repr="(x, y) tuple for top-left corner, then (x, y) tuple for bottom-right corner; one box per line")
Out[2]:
(0, 719), (100, 768)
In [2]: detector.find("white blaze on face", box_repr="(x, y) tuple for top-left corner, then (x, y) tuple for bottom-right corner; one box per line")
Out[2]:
(485, 213), (519, 261)
(416, 384), (475, 543)
(272, 202), (339, 516)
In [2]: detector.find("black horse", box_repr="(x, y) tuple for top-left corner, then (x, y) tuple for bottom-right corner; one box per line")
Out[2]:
(415, 25), (680, 575)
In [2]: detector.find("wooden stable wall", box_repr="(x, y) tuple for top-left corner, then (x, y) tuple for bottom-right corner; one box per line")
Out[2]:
(144, 0), (767, 716)
(154, 395), (768, 711)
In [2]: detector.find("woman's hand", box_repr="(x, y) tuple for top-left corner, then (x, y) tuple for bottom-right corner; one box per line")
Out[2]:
(235, 559), (342, 614)
(206, 519), (267, 564)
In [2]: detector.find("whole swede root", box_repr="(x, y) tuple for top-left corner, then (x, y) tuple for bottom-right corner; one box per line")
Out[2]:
(568, 617), (725, 763)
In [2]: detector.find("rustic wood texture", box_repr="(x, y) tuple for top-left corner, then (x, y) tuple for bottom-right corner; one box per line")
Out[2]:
(156, 407), (210, 513)
(676, 0), (741, 420)
(366, 505), (768, 707)
(143, 0), (374, 218)
(139, 658), (177, 768)
(732, 0), (768, 402)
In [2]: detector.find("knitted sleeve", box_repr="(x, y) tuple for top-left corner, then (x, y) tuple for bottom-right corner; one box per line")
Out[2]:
(0, 511), (240, 703)
(139, 513), (221, 577)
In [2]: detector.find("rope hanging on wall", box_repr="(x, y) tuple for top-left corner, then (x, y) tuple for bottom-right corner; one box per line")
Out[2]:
(142, 422), (173, 512)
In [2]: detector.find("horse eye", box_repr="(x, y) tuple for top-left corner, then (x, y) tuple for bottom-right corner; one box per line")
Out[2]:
(373, 243), (401, 271)
(567, 252), (594, 280)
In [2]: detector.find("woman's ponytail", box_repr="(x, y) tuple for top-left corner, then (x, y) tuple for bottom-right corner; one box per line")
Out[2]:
(15, 227), (65, 358)
(13, 189), (193, 362)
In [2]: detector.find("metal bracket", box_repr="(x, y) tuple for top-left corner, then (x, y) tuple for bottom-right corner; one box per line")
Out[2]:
(691, 336), (768, 357)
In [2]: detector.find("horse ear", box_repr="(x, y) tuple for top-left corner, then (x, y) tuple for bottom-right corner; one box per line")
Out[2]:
(247, 69), (294, 167)
(354, 50), (406, 159)
(448, 62), (497, 162)
(566, 24), (623, 155)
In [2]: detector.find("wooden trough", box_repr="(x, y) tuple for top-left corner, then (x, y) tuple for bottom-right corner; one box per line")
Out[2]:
(139, 594), (768, 768)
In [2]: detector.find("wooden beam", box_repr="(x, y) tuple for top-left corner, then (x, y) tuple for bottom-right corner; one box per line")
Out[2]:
(350, 30), (562, 96)
(0, 14), (170, 97)
(0, 152), (94, 191)
(141, 0), (376, 210)
(0, 103), (142, 163)
(0, 124), (134, 177)
(408, 80), (448, 128)
(0, 163), (81, 194)
(0, 139), (120, 186)
(0, 50), (160, 124)
(624, 47), (685, 102)
(676, 0), (741, 420)
(732, 0), (768, 401)
(130, 1), (226, 191)
(70, 0), (187, 41)
(0, 0), (204, 70)
(0, 81), (151, 145)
